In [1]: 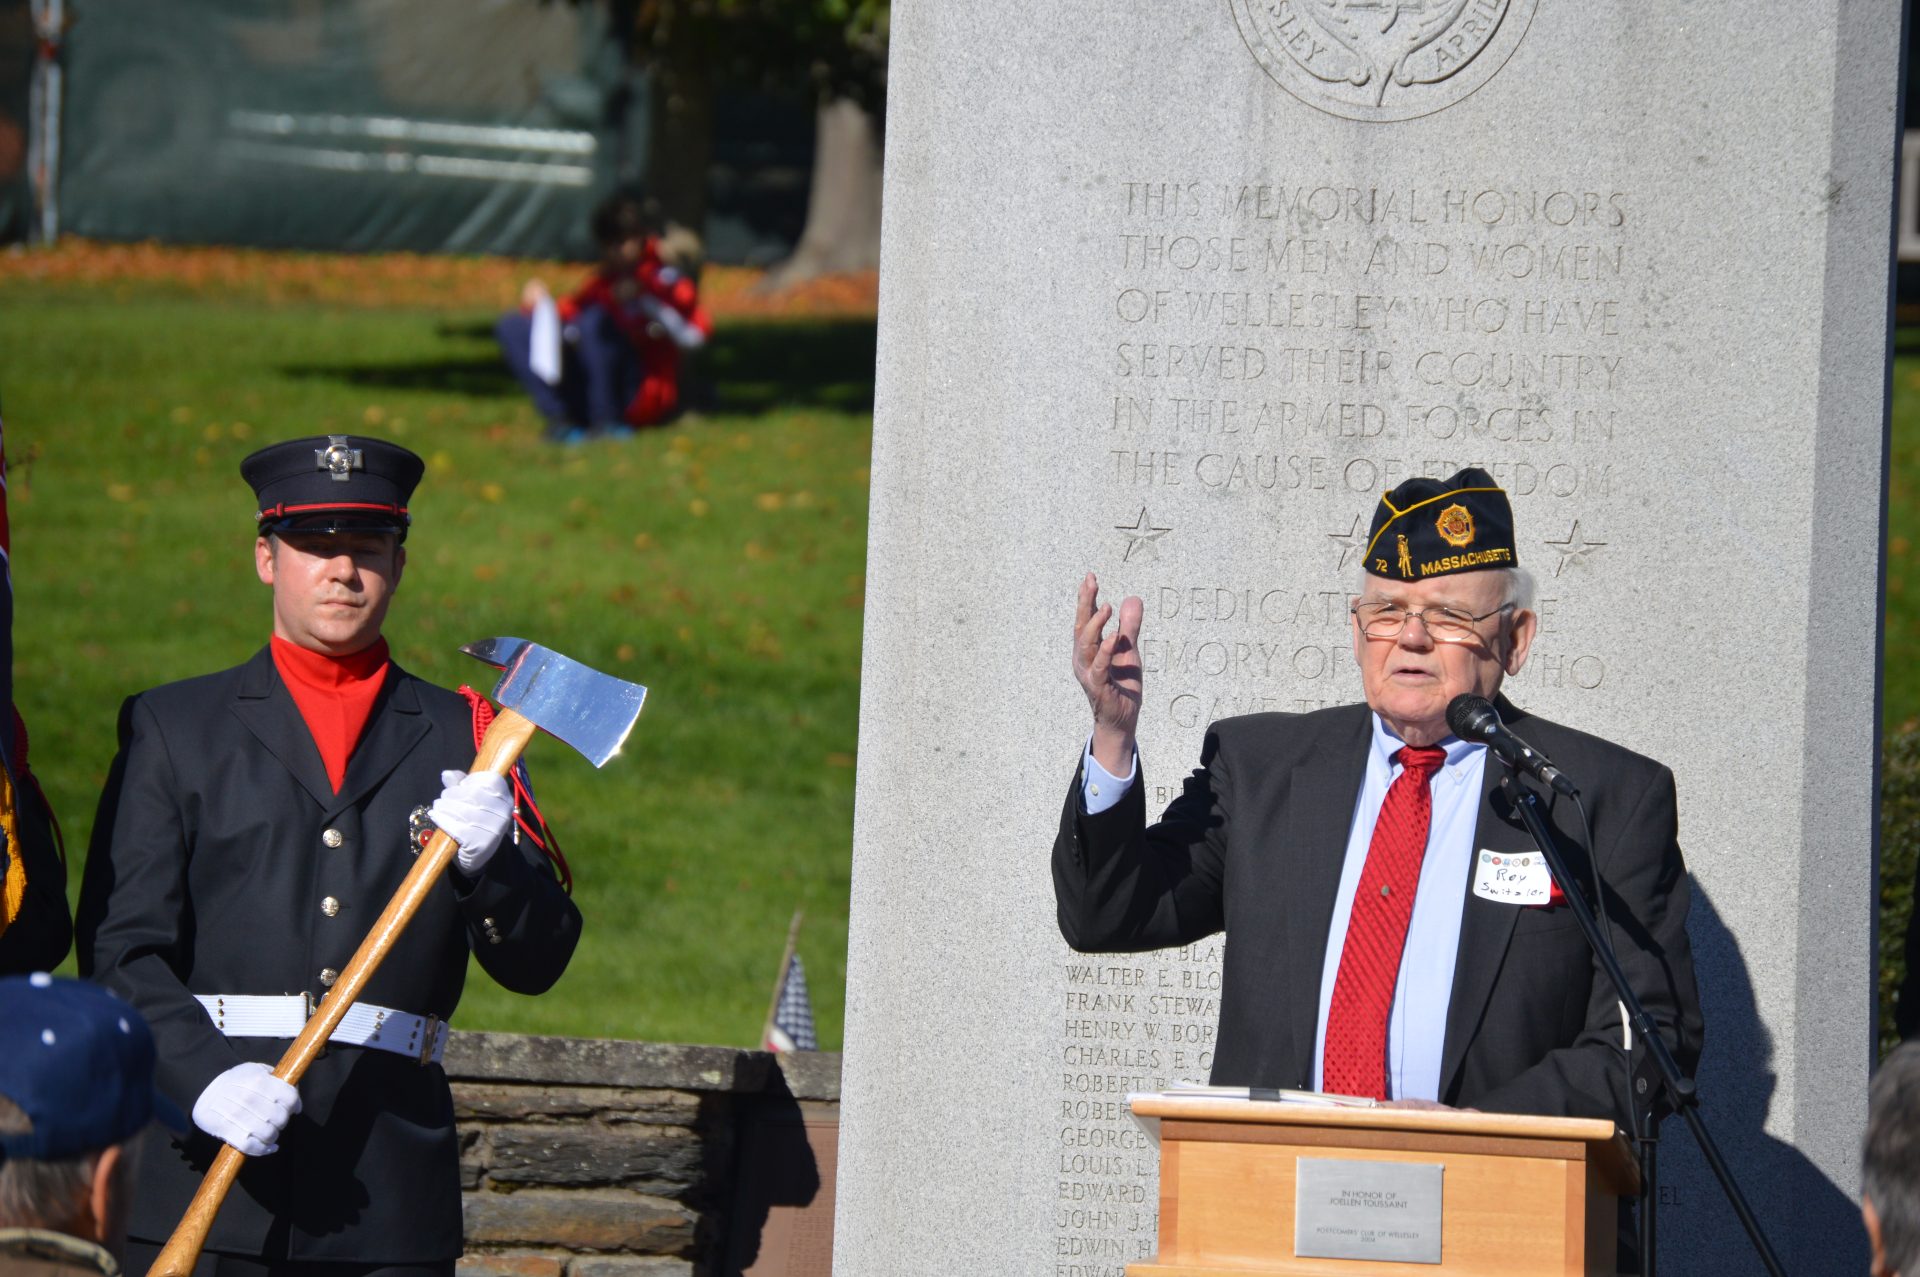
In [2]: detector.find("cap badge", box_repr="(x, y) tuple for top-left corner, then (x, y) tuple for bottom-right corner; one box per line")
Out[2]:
(315, 436), (365, 483)
(1396, 534), (1413, 578)
(1435, 503), (1476, 548)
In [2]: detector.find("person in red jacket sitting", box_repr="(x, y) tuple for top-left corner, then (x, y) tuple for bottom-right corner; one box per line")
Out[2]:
(497, 192), (713, 443)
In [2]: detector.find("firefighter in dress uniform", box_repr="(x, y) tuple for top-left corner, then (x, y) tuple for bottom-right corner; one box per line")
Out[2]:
(77, 436), (582, 1276)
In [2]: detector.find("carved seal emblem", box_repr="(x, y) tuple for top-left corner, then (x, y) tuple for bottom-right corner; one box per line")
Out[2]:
(1230, 0), (1538, 122)
(1434, 503), (1475, 548)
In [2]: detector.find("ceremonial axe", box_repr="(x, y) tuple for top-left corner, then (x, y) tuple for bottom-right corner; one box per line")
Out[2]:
(150, 638), (646, 1277)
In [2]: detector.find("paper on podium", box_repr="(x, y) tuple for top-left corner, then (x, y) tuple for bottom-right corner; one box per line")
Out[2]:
(1126, 1084), (1377, 1140)
(1138, 1082), (1378, 1107)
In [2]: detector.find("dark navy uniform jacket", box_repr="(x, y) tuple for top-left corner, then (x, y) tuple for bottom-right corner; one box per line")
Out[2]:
(77, 646), (581, 1263)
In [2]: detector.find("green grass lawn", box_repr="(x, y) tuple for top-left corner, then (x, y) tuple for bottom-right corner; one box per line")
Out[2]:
(0, 282), (875, 1050)
(1888, 327), (1920, 732)
(1879, 328), (1920, 1051)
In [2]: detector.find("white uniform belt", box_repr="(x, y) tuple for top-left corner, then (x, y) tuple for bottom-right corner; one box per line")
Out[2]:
(194, 994), (448, 1065)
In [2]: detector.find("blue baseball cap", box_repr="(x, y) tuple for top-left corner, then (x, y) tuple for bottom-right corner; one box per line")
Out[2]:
(0, 973), (187, 1162)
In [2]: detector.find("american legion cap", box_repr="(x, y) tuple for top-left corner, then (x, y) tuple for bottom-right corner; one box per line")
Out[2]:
(1363, 466), (1519, 583)
(0, 973), (187, 1163)
(241, 435), (426, 539)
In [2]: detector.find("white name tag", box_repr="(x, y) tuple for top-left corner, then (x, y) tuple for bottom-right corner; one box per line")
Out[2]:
(1471, 849), (1554, 906)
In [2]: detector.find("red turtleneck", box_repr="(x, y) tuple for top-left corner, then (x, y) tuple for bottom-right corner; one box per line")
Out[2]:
(270, 635), (391, 793)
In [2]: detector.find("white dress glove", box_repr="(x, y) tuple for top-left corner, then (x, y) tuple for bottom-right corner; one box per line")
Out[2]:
(430, 769), (513, 875)
(193, 1061), (302, 1157)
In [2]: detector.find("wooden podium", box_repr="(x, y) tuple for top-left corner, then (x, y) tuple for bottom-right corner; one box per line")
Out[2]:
(1126, 1095), (1636, 1277)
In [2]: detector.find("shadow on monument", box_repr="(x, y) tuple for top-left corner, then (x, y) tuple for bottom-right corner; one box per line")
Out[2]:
(1671, 884), (1864, 1274)
(721, 1066), (837, 1276)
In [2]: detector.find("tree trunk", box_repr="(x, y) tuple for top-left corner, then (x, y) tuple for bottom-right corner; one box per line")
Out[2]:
(762, 94), (883, 289)
(646, 57), (715, 239)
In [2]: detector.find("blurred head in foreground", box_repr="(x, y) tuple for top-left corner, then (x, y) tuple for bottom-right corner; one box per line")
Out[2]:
(0, 973), (184, 1264)
(1867, 1042), (1920, 1276)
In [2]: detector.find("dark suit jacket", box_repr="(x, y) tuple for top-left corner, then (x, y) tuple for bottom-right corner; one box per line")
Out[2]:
(76, 648), (582, 1263)
(1053, 700), (1702, 1123)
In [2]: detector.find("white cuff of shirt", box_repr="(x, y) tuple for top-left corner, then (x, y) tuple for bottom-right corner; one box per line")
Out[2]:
(1081, 738), (1138, 815)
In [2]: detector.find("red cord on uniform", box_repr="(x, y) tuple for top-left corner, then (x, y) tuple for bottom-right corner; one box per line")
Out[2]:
(457, 686), (572, 893)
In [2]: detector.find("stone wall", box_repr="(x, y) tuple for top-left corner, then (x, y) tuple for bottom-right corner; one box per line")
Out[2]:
(446, 1032), (840, 1277)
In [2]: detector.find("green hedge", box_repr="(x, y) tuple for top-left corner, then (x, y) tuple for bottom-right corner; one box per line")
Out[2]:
(1882, 729), (1920, 1057)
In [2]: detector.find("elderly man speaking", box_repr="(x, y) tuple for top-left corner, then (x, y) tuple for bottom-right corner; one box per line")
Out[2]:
(1053, 467), (1702, 1122)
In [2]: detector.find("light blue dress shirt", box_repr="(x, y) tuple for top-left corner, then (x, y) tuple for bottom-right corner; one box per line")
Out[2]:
(1082, 718), (1487, 1099)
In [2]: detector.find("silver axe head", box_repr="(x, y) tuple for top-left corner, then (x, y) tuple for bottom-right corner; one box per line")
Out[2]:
(460, 637), (648, 767)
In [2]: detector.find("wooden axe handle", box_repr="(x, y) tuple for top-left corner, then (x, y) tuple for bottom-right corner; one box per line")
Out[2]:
(148, 707), (539, 1277)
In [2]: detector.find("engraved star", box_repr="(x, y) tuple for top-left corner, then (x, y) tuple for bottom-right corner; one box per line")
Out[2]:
(1544, 520), (1607, 578)
(1328, 513), (1369, 573)
(1115, 508), (1172, 563)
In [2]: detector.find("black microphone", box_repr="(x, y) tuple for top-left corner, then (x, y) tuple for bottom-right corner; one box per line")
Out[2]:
(1446, 694), (1579, 797)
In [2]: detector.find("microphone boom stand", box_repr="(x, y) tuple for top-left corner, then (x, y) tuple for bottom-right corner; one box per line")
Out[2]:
(1496, 772), (1787, 1277)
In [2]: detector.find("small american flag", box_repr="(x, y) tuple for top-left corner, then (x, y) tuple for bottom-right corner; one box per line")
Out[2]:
(764, 953), (818, 1053)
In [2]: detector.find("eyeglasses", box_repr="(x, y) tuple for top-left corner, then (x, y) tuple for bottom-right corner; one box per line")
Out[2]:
(1350, 601), (1515, 642)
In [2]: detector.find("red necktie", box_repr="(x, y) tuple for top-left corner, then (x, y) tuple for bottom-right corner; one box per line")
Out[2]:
(1323, 744), (1448, 1100)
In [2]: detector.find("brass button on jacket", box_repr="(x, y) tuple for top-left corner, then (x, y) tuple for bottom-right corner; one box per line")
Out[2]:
(321, 828), (344, 848)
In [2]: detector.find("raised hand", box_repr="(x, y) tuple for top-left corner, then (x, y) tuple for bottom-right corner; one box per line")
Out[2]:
(1072, 573), (1144, 775)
